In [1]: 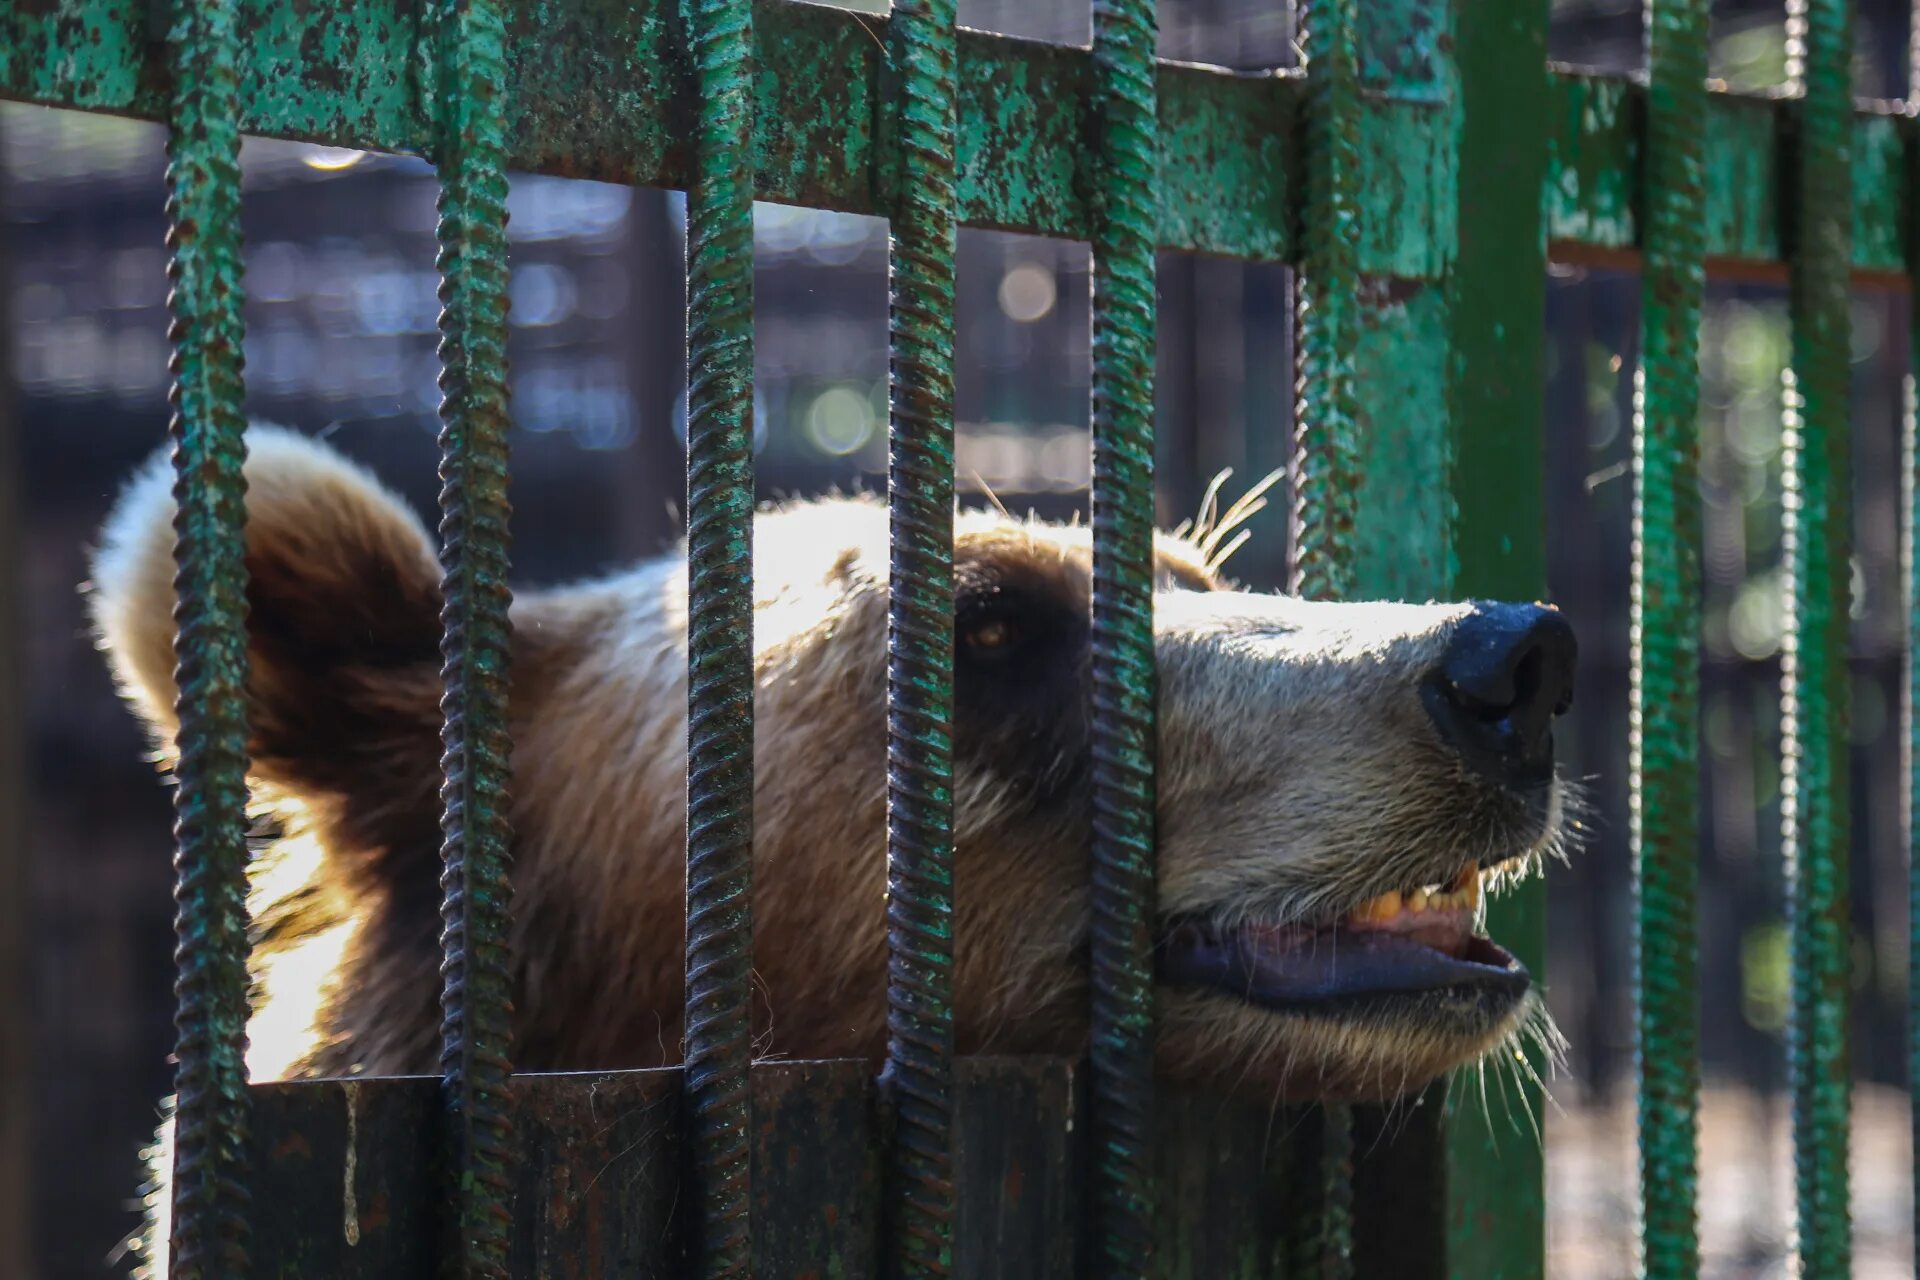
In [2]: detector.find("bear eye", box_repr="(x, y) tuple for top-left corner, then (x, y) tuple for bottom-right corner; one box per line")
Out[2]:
(961, 616), (1019, 655)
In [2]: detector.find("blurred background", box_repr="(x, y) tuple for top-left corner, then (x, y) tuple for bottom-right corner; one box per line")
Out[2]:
(3, 0), (1917, 1275)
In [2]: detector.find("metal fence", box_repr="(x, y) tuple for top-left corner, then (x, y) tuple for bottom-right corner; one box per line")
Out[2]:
(0, 0), (1908, 1274)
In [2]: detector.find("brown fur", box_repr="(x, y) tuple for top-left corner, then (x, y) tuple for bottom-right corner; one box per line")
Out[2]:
(94, 429), (1569, 1270)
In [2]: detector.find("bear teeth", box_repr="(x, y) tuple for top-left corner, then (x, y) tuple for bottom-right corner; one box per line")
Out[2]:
(1345, 862), (1482, 925)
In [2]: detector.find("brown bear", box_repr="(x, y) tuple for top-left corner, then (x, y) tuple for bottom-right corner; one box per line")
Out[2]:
(91, 427), (1575, 1273)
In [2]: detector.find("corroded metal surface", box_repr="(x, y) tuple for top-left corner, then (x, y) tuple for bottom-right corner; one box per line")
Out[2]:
(1290, 0), (1362, 603)
(1288, 0), (1365, 1270)
(681, 0), (757, 1271)
(430, 0), (518, 1274)
(19, 1), (1904, 276)
(1781, 0), (1854, 1272)
(1540, 71), (1904, 277)
(880, 0), (960, 1272)
(1631, 1), (1707, 1276)
(1086, 0), (1159, 1273)
(160, 0), (254, 1275)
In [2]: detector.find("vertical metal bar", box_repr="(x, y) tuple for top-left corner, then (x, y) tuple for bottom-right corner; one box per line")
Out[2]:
(431, 0), (517, 1273)
(1441, 0), (1553, 1272)
(1291, 0), (1362, 604)
(1087, 0), (1159, 1270)
(683, 0), (757, 1268)
(160, 0), (253, 1273)
(882, 0), (958, 1268)
(1631, 0), (1707, 1276)
(1289, 0), (1363, 1273)
(1781, 0), (1854, 1273)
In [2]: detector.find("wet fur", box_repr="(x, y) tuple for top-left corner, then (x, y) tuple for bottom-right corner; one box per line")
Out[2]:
(92, 428), (1570, 1274)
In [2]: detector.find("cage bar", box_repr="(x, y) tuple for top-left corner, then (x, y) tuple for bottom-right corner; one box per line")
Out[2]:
(1780, 0), (1855, 1271)
(159, 0), (254, 1274)
(1438, 0), (1555, 1269)
(1290, 0), (1362, 605)
(1630, 0), (1708, 1275)
(880, 0), (961, 1273)
(1086, 0), (1160, 1271)
(681, 0), (758, 1271)
(1288, 0), (1364, 1272)
(429, 0), (518, 1273)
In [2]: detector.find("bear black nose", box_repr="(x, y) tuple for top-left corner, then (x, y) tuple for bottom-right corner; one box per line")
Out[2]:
(1423, 603), (1577, 789)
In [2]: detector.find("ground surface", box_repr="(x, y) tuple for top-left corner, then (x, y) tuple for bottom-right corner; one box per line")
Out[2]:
(1547, 1082), (1911, 1278)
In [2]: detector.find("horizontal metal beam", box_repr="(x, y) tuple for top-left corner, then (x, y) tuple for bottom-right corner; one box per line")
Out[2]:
(1546, 67), (1908, 282)
(2, 0), (1908, 279)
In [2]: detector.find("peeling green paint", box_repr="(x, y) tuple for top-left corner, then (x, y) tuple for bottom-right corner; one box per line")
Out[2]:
(1545, 71), (1635, 249)
(22, 1), (1902, 279)
(1352, 282), (1454, 601)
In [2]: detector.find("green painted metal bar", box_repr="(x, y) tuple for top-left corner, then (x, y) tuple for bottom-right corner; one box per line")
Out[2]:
(1290, 0), (1363, 606)
(1441, 0), (1553, 1275)
(879, 0), (959, 1271)
(682, 0), (758, 1271)
(159, 0), (254, 1275)
(429, 0), (518, 1274)
(1086, 0), (1159, 1271)
(1630, 0), (1707, 1276)
(8, 0), (1909, 277)
(1289, 0), (1365, 1272)
(1780, 3), (1856, 1272)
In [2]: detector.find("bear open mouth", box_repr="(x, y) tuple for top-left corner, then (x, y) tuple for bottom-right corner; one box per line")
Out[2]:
(1155, 859), (1530, 1010)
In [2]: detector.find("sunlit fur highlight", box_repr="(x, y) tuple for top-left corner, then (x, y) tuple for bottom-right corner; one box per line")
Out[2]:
(92, 430), (1574, 1276)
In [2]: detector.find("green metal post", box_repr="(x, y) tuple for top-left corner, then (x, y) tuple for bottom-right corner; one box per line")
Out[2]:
(1781, 1), (1854, 1274)
(683, 0), (757, 1271)
(160, 1), (254, 1275)
(1087, 0), (1159, 1271)
(881, 0), (958, 1271)
(1290, 0), (1364, 1273)
(1441, 0), (1552, 1274)
(431, 0), (517, 1273)
(1632, 0), (1707, 1276)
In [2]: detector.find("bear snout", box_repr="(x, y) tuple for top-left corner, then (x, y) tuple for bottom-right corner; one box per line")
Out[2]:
(1421, 603), (1578, 790)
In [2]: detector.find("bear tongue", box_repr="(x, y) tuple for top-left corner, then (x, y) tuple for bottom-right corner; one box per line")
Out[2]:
(1156, 917), (1524, 1007)
(1240, 913), (1469, 960)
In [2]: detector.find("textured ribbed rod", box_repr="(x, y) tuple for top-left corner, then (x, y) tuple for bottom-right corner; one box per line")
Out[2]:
(683, 0), (757, 1271)
(1781, 1), (1854, 1269)
(1087, 0), (1159, 1273)
(1289, 0), (1362, 606)
(1631, 1), (1707, 1276)
(431, 0), (518, 1274)
(160, 0), (253, 1275)
(881, 0), (959, 1272)
(1288, 2), (1362, 1271)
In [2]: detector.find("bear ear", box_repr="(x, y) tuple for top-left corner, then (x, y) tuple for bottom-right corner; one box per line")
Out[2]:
(88, 427), (445, 818)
